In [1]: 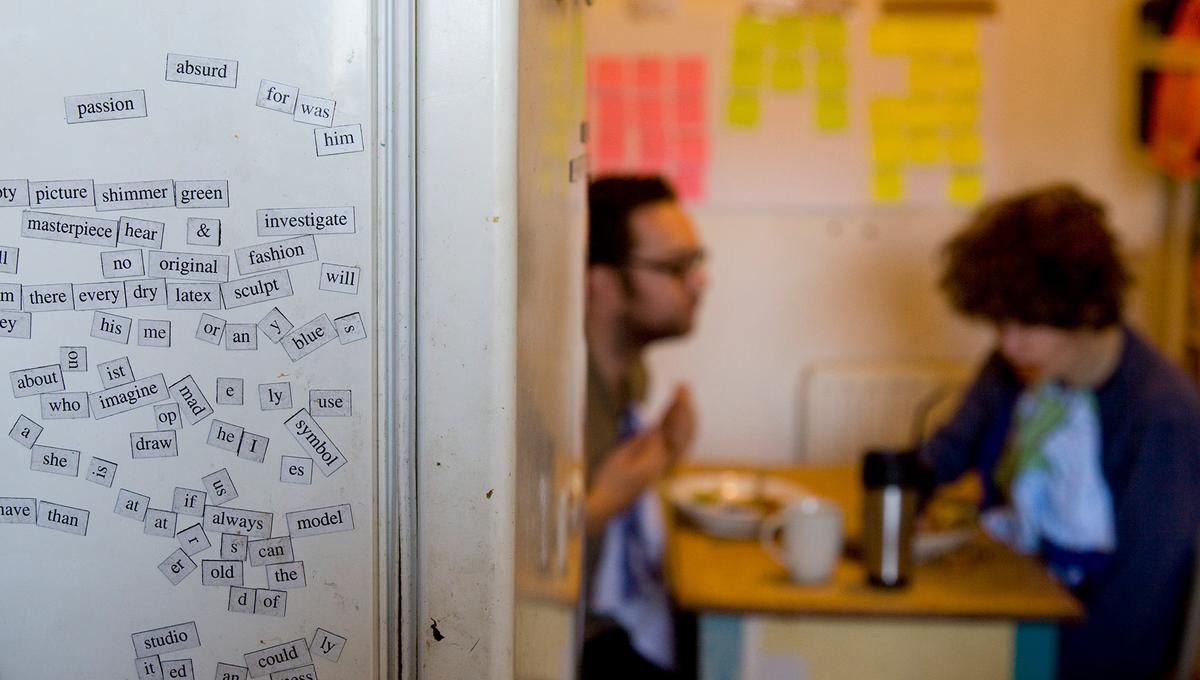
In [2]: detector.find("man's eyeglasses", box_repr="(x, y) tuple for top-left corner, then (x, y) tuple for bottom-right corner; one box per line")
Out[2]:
(624, 249), (707, 280)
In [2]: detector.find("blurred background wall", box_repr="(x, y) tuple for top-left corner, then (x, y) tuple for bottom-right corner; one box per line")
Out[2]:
(587, 0), (1175, 465)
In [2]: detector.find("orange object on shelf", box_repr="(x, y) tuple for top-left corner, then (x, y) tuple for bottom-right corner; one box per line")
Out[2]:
(1149, 0), (1200, 178)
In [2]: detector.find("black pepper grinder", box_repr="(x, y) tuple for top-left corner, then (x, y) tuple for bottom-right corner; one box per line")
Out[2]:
(861, 449), (921, 588)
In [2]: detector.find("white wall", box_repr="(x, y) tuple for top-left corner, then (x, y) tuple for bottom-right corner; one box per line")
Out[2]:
(415, 0), (518, 677)
(615, 0), (1171, 465)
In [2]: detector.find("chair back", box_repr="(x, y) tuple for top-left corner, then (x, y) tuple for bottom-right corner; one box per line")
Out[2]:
(797, 361), (972, 464)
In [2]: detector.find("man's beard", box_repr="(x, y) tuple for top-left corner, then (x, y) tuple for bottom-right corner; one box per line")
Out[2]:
(620, 310), (694, 347)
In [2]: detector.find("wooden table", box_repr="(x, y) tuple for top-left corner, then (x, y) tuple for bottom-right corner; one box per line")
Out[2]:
(664, 465), (1083, 680)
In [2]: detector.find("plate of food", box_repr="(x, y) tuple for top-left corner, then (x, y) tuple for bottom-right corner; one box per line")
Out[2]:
(914, 496), (978, 562)
(666, 471), (808, 539)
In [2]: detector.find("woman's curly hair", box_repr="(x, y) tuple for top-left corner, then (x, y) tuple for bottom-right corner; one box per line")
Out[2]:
(939, 184), (1131, 329)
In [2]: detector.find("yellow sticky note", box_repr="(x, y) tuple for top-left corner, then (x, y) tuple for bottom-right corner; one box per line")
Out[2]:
(873, 134), (908, 165)
(936, 20), (978, 56)
(771, 53), (804, 91)
(734, 15), (772, 50)
(873, 167), (905, 203)
(816, 56), (849, 92)
(918, 99), (949, 127)
(811, 15), (847, 51)
(731, 50), (765, 88)
(870, 21), (909, 55)
(905, 22), (946, 56)
(816, 95), (849, 131)
(905, 99), (942, 129)
(870, 97), (907, 130)
(945, 58), (983, 94)
(775, 15), (807, 51)
(939, 98), (976, 127)
(909, 131), (944, 164)
(910, 58), (951, 95)
(948, 171), (984, 205)
(948, 133), (983, 164)
(727, 92), (761, 127)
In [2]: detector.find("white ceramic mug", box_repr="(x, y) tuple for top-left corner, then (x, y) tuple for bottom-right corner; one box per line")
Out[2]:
(759, 496), (844, 585)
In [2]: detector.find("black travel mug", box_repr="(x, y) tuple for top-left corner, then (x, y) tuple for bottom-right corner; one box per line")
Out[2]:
(861, 449), (921, 588)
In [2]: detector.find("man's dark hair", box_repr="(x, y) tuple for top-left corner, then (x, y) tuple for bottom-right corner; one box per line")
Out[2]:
(588, 175), (677, 266)
(940, 183), (1131, 329)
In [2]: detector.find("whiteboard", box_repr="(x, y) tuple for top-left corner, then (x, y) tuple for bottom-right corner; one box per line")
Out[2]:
(0, 3), (397, 679)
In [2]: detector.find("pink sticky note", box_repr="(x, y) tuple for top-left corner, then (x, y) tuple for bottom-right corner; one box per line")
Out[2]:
(593, 100), (626, 158)
(676, 57), (706, 92)
(677, 133), (708, 164)
(597, 97), (625, 128)
(676, 92), (705, 126)
(674, 165), (707, 201)
(594, 57), (625, 90)
(635, 57), (663, 90)
(637, 96), (664, 127)
(639, 130), (669, 167)
(595, 132), (626, 167)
